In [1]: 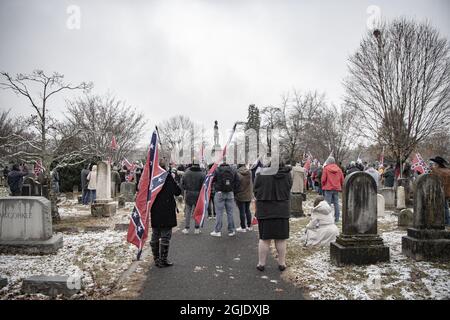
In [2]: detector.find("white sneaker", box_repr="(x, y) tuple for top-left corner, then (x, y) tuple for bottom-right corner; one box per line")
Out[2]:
(246, 226), (253, 231)
(182, 228), (189, 235)
(236, 227), (246, 233)
(228, 231), (236, 237)
(210, 231), (221, 237)
(194, 228), (201, 234)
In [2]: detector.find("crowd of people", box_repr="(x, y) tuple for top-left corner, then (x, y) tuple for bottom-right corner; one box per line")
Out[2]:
(1, 153), (449, 271)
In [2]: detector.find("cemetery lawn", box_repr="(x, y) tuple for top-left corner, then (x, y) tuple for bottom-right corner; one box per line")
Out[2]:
(283, 192), (450, 300)
(0, 193), (164, 300)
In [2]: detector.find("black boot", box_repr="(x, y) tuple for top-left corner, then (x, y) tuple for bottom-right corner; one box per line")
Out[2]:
(150, 240), (161, 267)
(159, 243), (173, 267)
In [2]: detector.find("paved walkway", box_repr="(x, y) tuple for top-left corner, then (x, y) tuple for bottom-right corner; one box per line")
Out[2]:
(139, 208), (304, 300)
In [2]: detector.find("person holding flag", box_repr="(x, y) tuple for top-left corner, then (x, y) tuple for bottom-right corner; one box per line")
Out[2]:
(127, 129), (181, 267)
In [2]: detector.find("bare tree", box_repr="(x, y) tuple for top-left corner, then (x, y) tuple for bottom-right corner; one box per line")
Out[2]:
(277, 90), (324, 163)
(344, 18), (450, 164)
(309, 105), (356, 164)
(0, 70), (92, 220)
(65, 93), (147, 164)
(260, 106), (282, 156)
(157, 115), (200, 163)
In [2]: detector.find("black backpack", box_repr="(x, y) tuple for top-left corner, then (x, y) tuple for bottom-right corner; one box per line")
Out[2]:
(217, 166), (234, 192)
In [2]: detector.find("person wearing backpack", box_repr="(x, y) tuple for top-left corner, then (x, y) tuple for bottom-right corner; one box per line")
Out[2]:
(210, 162), (240, 237)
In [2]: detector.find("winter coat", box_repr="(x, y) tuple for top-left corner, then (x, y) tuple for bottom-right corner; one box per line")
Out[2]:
(254, 166), (292, 220)
(304, 201), (339, 246)
(213, 163), (240, 193)
(151, 173), (182, 228)
(235, 166), (253, 202)
(81, 168), (90, 190)
(365, 168), (380, 189)
(431, 167), (450, 198)
(7, 167), (29, 193)
(87, 166), (97, 190)
(321, 164), (344, 192)
(181, 165), (206, 206)
(383, 168), (395, 187)
(291, 164), (305, 194)
(346, 165), (360, 175)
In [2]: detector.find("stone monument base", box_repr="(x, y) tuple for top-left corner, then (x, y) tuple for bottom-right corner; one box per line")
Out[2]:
(290, 193), (304, 217)
(22, 275), (81, 297)
(330, 235), (390, 266)
(91, 200), (116, 217)
(0, 234), (63, 255)
(398, 209), (413, 228)
(402, 228), (450, 261)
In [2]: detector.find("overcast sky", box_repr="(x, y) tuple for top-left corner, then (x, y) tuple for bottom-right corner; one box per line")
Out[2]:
(1, 0), (449, 145)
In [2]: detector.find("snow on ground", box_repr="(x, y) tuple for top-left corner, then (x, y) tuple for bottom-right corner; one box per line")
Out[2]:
(0, 230), (136, 300)
(285, 210), (450, 300)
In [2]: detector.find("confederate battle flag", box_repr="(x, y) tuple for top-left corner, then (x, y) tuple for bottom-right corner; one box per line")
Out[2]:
(193, 123), (237, 227)
(127, 130), (168, 260)
(411, 152), (431, 174)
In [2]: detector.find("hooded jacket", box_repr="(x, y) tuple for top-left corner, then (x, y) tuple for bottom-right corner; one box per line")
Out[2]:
(235, 166), (253, 202)
(181, 165), (206, 206)
(254, 166), (293, 219)
(321, 163), (344, 191)
(304, 200), (339, 246)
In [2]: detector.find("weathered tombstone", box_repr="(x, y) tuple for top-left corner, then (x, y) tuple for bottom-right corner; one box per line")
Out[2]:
(290, 194), (304, 217)
(396, 186), (406, 210)
(377, 194), (385, 217)
(120, 182), (136, 203)
(0, 197), (63, 254)
(72, 185), (79, 200)
(330, 172), (390, 266)
(22, 275), (81, 297)
(91, 161), (116, 217)
(397, 178), (412, 206)
(0, 277), (7, 289)
(379, 187), (395, 209)
(398, 208), (413, 228)
(402, 174), (450, 261)
(118, 195), (125, 209)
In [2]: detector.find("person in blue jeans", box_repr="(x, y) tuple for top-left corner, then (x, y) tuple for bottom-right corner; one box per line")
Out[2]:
(321, 157), (344, 222)
(210, 162), (240, 237)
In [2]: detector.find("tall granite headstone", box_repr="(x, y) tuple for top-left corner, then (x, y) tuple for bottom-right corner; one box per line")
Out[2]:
(377, 194), (385, 217)
(91, 161), (116, 217)
(330, 172), (390, 266)
(396, 186), (406, 210)
(0, 197), (63, 254)
(402, 174), (450, 261)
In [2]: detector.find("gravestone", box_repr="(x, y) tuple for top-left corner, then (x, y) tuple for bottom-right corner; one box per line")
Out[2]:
(396, 186), (406, 210)
(379, 187), (395, 209)
(290, 193), (304, 217)
(0, 197), (63, 254)
(397, 178), (412, 206)
(72, 185), (79, 200)
(22, 275), (81, 297)
(377, 194), (385, 217)
(0, 277), (7, 289)
(91, 161), (116, 217)
(402, 174), (450, 261)
(398, 208), (413, 228)
(330, 172), (389, 266)
(120, 182), (136, 202)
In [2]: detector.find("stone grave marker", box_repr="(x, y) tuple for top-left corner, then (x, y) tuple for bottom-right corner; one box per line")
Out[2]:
(91, 161), (116, 217)
(330, 172), (389, 266)
(377, 194), (385, 217)
(379, 187), (395, 209)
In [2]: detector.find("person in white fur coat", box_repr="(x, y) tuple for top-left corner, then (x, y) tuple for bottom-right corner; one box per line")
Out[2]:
(304, 196), (339, 246)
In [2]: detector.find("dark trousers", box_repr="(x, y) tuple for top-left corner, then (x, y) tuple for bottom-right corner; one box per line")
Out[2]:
(236, 200), (251, 229)
(208, 192), (216, 217)
(151, 227), (172, 246)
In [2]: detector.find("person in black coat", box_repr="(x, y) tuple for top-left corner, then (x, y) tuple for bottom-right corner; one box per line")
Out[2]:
(181, 160), (206, 234)
(7, 164), (29, 196)
(253, 162), (292, 272)
(150, 160), (182, 268)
